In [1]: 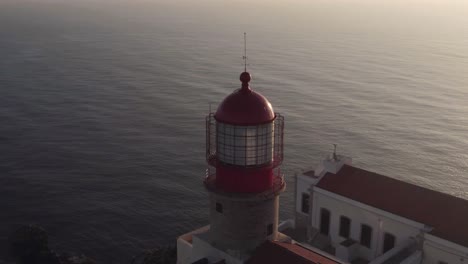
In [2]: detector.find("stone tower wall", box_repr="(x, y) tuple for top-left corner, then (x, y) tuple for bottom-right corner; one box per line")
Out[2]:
(208, 192), (279, 253)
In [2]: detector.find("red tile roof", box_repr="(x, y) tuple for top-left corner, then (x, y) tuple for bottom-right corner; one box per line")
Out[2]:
(316, 165), (468, 247)
(246, 240), (341, 264)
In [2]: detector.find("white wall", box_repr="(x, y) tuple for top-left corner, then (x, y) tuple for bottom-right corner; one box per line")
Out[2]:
(295, 174), (317, 216)
(296, 154), (352, 214)
(369, 238), (416, 264)
(423, 234), (468, 264)
(311, 188), (424, 260)
(177, 226), (211, 264)
(176, 238), (193, 264)
(190, 232), (245, 264)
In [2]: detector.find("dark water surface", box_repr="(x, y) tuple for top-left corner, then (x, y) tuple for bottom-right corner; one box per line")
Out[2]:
(1, 1), (467, 262)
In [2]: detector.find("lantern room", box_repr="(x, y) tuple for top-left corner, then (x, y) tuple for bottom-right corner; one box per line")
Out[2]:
(206, 71), (284, 193)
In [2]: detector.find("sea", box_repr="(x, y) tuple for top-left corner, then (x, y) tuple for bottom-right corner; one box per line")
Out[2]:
(0, 0), (467, 262)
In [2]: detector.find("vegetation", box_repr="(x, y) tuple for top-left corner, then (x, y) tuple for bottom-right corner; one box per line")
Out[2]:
(8, 224), (59, 264)
(8, 225), (176, 264)
(131, 246), (177, 264)
(8, 224), (96, 264)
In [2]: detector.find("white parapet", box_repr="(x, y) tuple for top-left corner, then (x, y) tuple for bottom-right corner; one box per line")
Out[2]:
(177, 226), (210, 264)
(278, 219), (295, 231)
(336, 239), (360, 262)
(400, 251), (422, 264)
(177, 238), (192, 264)
(314, 154), (352, 177)
(369, 238), (415, 264)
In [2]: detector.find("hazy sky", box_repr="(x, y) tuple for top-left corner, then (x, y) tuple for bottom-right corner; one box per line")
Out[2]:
(4, 0), (466, 27)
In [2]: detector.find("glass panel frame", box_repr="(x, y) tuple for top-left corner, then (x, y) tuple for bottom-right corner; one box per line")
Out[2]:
(206, 114), (284, 168)
(216, 122), (274, 166)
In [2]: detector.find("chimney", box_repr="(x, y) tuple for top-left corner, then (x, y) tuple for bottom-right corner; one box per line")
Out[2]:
(314, 145), (352, 177)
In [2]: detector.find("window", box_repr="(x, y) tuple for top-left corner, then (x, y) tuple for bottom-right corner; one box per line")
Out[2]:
(267, 224), (273, 236)
(339, 216), (351, 238)
(216, 203), (223, 213)
(383, 233), (396, 253)
(320, 208), (331, 235)
(360, 224), (372, 248)
(301, 193), (310, 214)
(216, 123), (274, 166)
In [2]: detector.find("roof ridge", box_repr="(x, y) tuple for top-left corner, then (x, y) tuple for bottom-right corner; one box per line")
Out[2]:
(340, 164), (468, 203)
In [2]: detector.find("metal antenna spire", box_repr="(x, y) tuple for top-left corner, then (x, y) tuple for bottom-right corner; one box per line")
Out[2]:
(333, 144), (338, 161)
(243, 32), (247, 72)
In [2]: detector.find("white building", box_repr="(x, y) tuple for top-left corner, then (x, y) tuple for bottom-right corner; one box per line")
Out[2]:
(293, 153), (468, 264)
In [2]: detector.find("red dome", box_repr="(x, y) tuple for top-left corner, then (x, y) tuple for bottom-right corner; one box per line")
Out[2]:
(215, 72), (275, 125)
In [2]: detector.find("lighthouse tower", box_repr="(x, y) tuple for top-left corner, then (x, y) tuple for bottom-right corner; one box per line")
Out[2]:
(205, 68), (285, 255)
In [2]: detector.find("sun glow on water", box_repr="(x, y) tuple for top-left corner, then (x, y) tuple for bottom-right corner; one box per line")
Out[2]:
(0, 0), (467, 262)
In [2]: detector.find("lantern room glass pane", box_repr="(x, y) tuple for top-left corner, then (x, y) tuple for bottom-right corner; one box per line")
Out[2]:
(216, 122), (274, 166)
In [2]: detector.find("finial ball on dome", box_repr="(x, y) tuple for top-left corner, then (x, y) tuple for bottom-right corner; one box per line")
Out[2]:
(240, 72), (251, 84)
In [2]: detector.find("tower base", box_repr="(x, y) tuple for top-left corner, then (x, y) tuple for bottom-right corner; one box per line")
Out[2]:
(204, 174), (285, 254)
